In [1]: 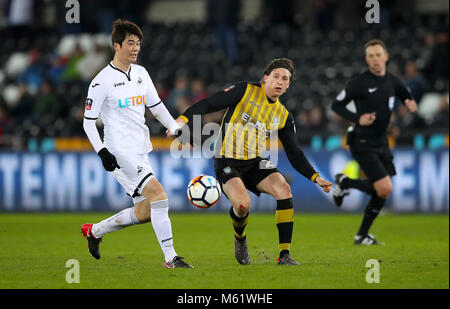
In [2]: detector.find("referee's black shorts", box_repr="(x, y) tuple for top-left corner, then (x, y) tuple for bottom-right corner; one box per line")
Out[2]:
(214, 157), (279, 196)
(350, 144), (396, 183)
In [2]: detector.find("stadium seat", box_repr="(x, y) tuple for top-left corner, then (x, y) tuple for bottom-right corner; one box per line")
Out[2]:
(0, 15), (447, 141)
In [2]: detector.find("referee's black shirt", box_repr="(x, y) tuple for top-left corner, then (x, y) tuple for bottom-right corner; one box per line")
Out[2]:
(331, 70), (413, 141)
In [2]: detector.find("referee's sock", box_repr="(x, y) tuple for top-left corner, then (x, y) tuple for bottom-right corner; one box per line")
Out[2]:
(357, 195), (385, 236)
(341, 178), (376, 195)
(276, 198), (294, 258)
(229, 207), (249, 240)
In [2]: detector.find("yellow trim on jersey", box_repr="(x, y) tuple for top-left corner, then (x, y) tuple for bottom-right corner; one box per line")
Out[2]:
(219, 84), (289, 160)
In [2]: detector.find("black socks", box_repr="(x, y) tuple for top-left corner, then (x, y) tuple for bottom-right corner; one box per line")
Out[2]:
(341, 178), (376, 195)
(357, 195), (386, 236)
(229, 207), (249, 240)
(276, 198), (294, 258)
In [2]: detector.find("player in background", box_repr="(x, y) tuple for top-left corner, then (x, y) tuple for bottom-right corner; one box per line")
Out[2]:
(81, 19), (192, 268)
(331, 39), (417, 245)
(170, 58), (332, 265)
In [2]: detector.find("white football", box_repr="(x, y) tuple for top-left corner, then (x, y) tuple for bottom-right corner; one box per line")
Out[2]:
(187, 175), (222, 208)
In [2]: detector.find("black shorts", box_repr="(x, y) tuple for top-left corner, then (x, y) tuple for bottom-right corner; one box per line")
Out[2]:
(214, 157), (279, 196)
(350, 144), (396, 183)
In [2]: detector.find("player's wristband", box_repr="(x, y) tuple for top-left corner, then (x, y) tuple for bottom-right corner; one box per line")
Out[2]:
(179, 115), (189, 124)
(310, 172), (319, 183)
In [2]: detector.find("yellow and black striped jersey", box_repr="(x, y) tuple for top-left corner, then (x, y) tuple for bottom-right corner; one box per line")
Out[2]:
(180, 82), (318, 182)
(218, 82), (289, 159)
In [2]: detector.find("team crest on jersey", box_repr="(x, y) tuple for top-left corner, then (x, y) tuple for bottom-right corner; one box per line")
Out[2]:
(85, 98), (93, 110)
(137, 165), (143, 175)
(137, 77), (143, 86)
(260, 160), (275, 170)
(223, 166), (232, 174)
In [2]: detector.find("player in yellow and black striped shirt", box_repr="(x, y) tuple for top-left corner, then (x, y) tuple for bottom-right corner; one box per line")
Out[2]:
(171, 58), (332, 265)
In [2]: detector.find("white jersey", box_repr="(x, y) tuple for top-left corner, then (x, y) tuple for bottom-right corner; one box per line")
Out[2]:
(84, 62), (163, 154)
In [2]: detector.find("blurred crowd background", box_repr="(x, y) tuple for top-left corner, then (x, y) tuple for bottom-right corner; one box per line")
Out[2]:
(0, 0), (448, 151)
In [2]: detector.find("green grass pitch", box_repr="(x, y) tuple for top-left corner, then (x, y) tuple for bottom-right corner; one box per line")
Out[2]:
(0, 212), (448, 289)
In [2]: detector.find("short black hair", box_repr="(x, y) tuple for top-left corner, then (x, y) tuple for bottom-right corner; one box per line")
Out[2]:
(262, 58), (295, 83)
(111, 19), (143, 47)
(365, 39), (388, 52)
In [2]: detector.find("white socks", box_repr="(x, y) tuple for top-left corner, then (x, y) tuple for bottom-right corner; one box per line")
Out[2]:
(91, 207), (141, 238)
(150, 199), (177, 262)
(90, 199), (177, 263)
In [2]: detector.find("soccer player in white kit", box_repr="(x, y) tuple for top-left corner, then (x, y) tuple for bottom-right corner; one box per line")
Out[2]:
(81, 19), (192, 268)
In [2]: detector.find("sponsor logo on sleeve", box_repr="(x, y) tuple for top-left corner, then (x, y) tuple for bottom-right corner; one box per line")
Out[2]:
(85, 98), (93, 110)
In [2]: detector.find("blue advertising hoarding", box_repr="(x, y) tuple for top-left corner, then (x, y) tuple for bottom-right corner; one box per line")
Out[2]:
(0, 149), (448, 213)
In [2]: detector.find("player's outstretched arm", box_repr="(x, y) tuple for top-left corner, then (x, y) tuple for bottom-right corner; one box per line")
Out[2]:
(180, 82), (247, 125)
(314, 176), (332, 193)
(166, 117), (188, 138)
(147, 101), (181, 136)
(143, 68), (181, 136)
(168, 82), (247, 142)
(278, 114), (332, 192)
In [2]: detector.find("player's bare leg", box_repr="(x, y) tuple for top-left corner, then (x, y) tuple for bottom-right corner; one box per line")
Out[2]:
(133, 199), (151, 223)
(223, 177), (251, 265)
(373, 176), (392, 200)
(256, 173), (300, 265)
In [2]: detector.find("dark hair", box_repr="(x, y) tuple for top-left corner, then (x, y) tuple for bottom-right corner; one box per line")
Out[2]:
(261, 58), (295, 83)
(111, 19), (143, 47)
(365, 39), (387, 52)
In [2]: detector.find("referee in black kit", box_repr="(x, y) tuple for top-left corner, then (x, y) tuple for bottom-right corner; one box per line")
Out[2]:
(331, 39), (418, 245)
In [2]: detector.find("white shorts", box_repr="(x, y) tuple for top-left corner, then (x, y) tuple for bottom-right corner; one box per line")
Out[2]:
(110, 150), (154, 204)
